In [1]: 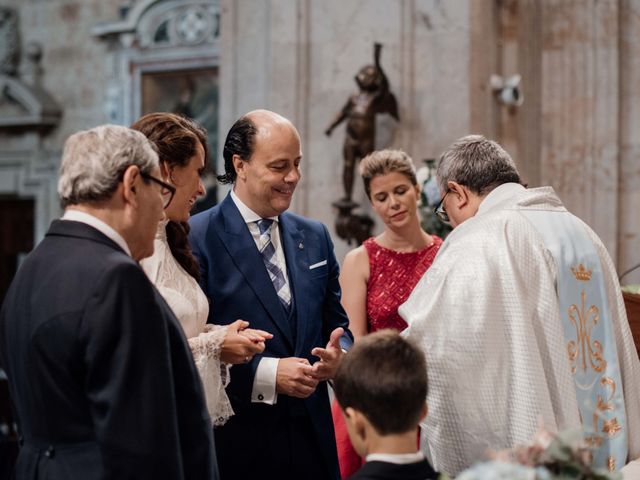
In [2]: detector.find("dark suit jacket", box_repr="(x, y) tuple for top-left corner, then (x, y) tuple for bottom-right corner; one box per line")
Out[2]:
(0, 220), (216, 480)
(349, 459), (439, 480)
(189, 194), (353, 479)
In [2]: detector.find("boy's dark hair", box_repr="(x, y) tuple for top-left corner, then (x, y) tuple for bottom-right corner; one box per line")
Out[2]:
(333, 330), (428, 435)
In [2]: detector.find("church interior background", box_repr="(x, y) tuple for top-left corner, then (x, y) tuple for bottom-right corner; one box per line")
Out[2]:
(2, 0), (640, 473)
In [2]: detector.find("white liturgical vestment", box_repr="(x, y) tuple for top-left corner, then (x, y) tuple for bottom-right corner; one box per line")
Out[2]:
(399, 184), (640, 476)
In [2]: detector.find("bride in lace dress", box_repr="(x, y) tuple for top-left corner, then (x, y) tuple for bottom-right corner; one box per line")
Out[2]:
(134, 112), (272, 426)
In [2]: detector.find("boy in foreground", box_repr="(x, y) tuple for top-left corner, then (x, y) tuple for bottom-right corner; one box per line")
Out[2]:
(333, 330), (438, 479)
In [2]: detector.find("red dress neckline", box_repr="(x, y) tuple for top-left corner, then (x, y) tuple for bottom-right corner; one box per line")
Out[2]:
(364, 235), (442, 333)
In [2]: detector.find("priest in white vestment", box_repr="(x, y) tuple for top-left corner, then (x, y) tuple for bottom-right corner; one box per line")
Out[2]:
(399, 134), (640, 477)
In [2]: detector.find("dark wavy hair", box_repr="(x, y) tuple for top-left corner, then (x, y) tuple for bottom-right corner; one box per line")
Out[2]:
(217, 116), (258, 184)
(131, 112), (208, 281)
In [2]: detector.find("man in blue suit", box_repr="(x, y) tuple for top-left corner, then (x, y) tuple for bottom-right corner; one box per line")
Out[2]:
(189, 110), (353, 479)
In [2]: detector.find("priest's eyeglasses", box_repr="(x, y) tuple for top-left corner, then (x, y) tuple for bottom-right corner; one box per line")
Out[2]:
(141, 172), (176, 209)
(433, 190), (450, 223)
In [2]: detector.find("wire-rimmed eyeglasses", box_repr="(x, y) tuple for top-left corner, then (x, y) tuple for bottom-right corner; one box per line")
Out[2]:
(141, 171), (176, 209)
(433, 190), (450, 223)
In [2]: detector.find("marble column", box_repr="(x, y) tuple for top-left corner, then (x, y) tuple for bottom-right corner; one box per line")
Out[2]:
(618, 0), (640, 284)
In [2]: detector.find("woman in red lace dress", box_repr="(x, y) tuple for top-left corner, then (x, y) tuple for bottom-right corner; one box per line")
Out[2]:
(333, 149), (442, 478)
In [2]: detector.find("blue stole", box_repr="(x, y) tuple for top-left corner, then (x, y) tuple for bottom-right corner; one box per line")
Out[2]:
(521, 209), (628, 472)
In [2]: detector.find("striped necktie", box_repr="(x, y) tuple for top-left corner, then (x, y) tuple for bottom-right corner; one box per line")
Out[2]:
(256, 219), (291, 309)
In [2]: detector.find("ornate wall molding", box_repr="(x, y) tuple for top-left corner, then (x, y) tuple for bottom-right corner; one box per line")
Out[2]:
(92, 0), (220, 126)
(93, 0), (220, 50)
(0, 75), (62, 129)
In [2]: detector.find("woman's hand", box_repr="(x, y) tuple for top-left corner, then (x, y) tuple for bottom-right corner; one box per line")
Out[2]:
(239, 327), (273, 343)
(219, 320), (272, 364)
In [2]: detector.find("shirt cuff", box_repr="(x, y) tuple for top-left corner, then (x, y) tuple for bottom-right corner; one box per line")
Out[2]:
(251, 357), (279, 404)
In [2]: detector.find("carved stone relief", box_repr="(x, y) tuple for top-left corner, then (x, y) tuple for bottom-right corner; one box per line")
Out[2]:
(93, 0), (221, 209)
(0, 7), (62, 243)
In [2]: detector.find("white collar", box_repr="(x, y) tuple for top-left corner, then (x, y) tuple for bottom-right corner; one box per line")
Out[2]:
(365, 451), (425, 465)
(230, 189), (279, 224)
(477, 182), (526, 215)
(61, 209), (132, 257)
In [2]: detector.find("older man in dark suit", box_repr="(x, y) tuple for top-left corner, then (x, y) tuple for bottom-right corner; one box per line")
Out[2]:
(189, 110), (353, 479)
(0, 125), (217, 480)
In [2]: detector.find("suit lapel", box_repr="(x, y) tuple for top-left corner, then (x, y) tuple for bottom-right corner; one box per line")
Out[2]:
(214, 196), (294, 348)
(279, 213), (310, 356)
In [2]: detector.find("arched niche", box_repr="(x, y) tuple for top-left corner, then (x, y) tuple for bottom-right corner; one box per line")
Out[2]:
(93, 0), (220, 209)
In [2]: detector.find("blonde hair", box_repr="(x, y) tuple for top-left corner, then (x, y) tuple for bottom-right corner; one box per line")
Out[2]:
(359, 149), (417, 198)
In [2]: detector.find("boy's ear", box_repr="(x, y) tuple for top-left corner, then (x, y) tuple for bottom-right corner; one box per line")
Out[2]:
(344, 407), (371, 458)
(420, 402), (428, 422)
(344, 406), (355, 421)
(346, 408), (367, 437)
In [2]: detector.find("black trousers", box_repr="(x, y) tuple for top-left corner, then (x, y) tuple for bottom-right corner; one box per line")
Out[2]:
(214, 401), (333, 480)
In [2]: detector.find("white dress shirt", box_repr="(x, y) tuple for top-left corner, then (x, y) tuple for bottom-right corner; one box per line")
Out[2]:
(230, 189), (291, 405)
(366, 451), (425, 464)
(61, 209), (131, 257)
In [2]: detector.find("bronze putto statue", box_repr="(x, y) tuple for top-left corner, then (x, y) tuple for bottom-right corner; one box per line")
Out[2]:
(326, 43), (399, 245)
(325, 42), (399, 203)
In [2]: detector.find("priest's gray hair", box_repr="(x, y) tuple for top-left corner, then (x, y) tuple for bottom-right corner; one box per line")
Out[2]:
(436, 134), (521, 195)
(58, 125), (159, 208)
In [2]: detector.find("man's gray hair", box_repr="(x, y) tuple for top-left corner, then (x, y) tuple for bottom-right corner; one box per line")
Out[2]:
(436, 134), (521, 195)
(58, 124), (159, 208)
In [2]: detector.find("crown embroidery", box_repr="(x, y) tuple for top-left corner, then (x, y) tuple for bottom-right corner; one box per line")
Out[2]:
(571, 264), (593, 282)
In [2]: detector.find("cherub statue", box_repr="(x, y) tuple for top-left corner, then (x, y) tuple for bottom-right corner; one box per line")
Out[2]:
(325, 42), (399, 202)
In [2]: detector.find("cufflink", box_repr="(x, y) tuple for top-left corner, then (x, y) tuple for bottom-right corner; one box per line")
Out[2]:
(258, 394), (264, 401)
(298, 242), (304, 250)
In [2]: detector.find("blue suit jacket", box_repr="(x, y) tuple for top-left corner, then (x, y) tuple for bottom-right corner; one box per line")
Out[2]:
(189, 194), (352, 478)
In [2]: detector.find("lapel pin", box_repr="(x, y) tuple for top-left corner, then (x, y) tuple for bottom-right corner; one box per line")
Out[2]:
(298, 242), (304, 250)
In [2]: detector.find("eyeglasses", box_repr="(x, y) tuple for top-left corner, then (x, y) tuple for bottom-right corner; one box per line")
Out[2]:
(141, 172), (176, 209)
(433, 190), (450, 223)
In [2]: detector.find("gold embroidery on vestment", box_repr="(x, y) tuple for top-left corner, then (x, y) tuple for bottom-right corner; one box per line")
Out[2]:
(571, 263), (593, 281)
(585, 377), (623, 450)
(566, 265), (624, 463)
(567, 289), (606, 374)
(602, 418), (622, 437)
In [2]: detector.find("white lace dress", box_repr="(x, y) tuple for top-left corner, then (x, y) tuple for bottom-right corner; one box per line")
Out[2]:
(140, 221), (233, 426)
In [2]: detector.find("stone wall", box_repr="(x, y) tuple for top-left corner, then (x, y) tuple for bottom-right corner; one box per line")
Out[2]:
(0, 1), (121, 240)
(618, 0), (640, 283)
(5, 0), (120, 149)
